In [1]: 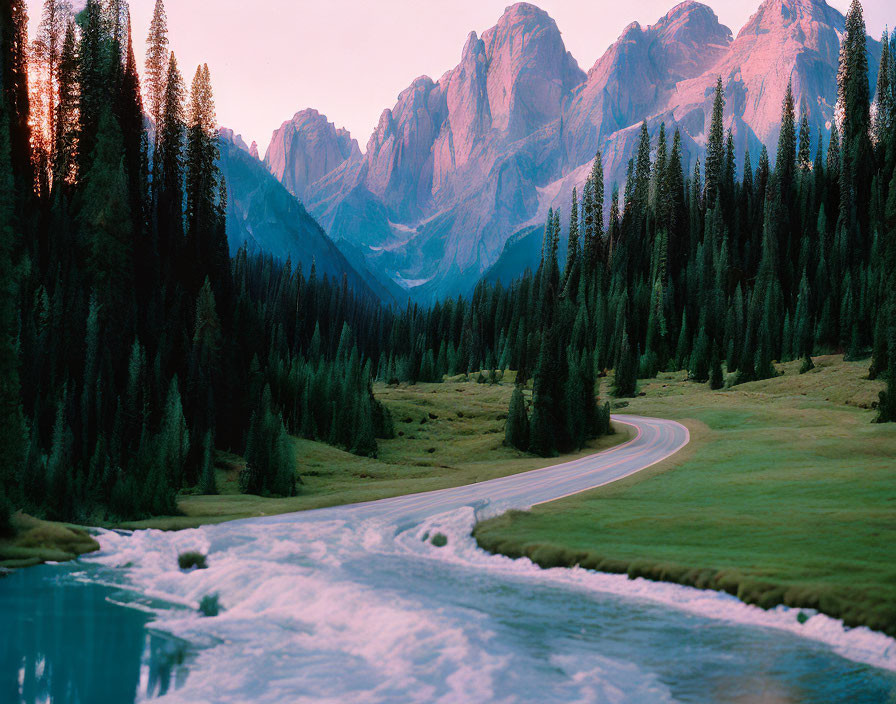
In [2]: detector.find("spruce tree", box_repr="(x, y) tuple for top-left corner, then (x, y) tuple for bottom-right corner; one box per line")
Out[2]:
(54, 20), (78, 187)
(1, 0), (33, 203)
(704, 77), (726, 210)
(199, 430), (217, 494)
(77, 0), (109, 177)
(0, 98), (25, 502)
(709, 342), (724, 390)
(875, 325), (896, 423)
(145, 0), (169, 141)
(505, 385), (529, 451)
(613, 326), (638, 398)
(776, 81), (797, 196)
(797, 112), (812, 173)
(156, 51), (185, 265)
(80, 109), (134, 340)
(185, 64), (222, 293)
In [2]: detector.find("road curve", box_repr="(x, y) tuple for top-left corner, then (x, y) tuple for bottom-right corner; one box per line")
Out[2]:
(244, 414), (690, 529)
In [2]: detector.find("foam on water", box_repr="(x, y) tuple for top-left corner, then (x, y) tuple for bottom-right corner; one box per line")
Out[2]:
(83, 515), (681, 703)
(399, 507), (896, 674)
(78, 497), (896, 704)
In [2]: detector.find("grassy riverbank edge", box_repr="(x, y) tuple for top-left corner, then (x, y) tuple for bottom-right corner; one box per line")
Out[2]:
(0, 513), (100, 571)
(473, 356), (896, 638)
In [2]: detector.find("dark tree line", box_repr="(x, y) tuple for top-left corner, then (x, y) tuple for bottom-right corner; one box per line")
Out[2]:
(0, 0), (393, 525)
(1, 0), (893, 528)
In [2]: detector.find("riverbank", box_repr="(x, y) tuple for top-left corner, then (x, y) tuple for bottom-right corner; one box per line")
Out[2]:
(473, 356), (896, 637)
(122, 377), (630, 531)
(0, 512), (100, 570)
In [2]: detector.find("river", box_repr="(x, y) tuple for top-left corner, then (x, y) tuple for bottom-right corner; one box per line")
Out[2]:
(2, 416), (894, 703)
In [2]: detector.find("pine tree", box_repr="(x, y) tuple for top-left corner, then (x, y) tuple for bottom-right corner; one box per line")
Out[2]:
(529, 325), (562, 456)
(709, 342), (724, 390)
(185, 64), (223, 293)
(837, 0), (873, 259)
(159, 376), (189, 489)
(875, 325), (896, 423)
(351, 394), (378, 458)
(704, 77), (726, 209)
(31, 0), (73, 190)
(77, 0), (109, 177)
(776, 81), (797, 195)
(584, 151), (604, 271)
(188, 278), (221, 448)
(689, 325), (710, 383)
(79, 109), (134, 340)
(156, 51), (185, 264)
(54, 20), (79, 186)
(116, 23), (148, 240)
(505, 385), (528, 451)
(797, 112), (812, 173)
(199, 430), (217, 494)
(145, 0), (169, 141)
(872, 29), (894, 149)
(562, 187), (580, 295)
(613, 326), (638, 397)
(0, 93), (25, 501)
(1, 0), (33, 204)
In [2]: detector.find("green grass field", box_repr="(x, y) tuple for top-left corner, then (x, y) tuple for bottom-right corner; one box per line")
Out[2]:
(122, 375), (629, 531)
(474, 356), (896, 636)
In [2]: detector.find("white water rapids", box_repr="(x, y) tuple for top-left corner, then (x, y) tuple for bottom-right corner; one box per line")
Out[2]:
(66, 416), (895, 703)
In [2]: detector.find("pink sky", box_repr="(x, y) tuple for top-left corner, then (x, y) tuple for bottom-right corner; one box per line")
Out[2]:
(24, 0), (889, 154)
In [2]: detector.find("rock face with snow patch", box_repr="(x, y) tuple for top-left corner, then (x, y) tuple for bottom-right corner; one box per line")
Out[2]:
(263, 0), (879, 301)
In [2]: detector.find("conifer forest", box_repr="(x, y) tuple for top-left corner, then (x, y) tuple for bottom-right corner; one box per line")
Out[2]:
(0, 0), (894, 532)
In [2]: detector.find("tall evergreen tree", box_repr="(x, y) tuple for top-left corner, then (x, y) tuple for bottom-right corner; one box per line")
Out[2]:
(145, 0), (169, 139)
(0, 87), (25, 502)
(776, 81), (797, 195)
(505, 385), (529, 451)
(704, 77), (726, 210)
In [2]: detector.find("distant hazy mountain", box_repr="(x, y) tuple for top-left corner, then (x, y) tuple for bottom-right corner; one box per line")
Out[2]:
(262, 0), (880, 300)
(217, 129), (394, 302)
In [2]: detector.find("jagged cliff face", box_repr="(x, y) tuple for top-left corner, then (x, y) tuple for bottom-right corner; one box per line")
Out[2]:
(217, 129), (390, 302)
(669, 0), (850, 151)
(264, 109), (361, 202)
(561, 1), (733, 170)
(262, 0), (879, 301)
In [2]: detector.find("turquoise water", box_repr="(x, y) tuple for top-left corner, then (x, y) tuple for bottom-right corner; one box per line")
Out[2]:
(0, 564), (189, 704)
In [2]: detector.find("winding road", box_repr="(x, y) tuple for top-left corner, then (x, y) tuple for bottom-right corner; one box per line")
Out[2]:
(242, 413), (690, 528)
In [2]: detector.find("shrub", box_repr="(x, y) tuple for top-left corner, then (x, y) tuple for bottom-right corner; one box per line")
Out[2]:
(178, 551), (208, 570)
(430, 533), (448, 548)
(198, 593), (220, 617)
(797, 611), (810, 625)
(799, 354), (815, 374)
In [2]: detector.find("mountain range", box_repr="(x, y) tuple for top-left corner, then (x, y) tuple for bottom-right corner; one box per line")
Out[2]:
(228, 0), (881, 301)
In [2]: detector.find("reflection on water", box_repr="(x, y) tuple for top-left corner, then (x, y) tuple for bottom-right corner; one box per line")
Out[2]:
(0, 565), (188, 704)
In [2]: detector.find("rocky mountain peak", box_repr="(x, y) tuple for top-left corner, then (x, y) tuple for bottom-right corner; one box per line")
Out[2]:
(264, 109), (360, 202)
(738, 0), (843, 38)
(264, 0), (880, 302)
(655, 1), (732, 46)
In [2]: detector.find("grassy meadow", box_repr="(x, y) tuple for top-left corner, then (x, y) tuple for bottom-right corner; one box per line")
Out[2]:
(473, 356), (896, 636)
(122, 374), (629, 531)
